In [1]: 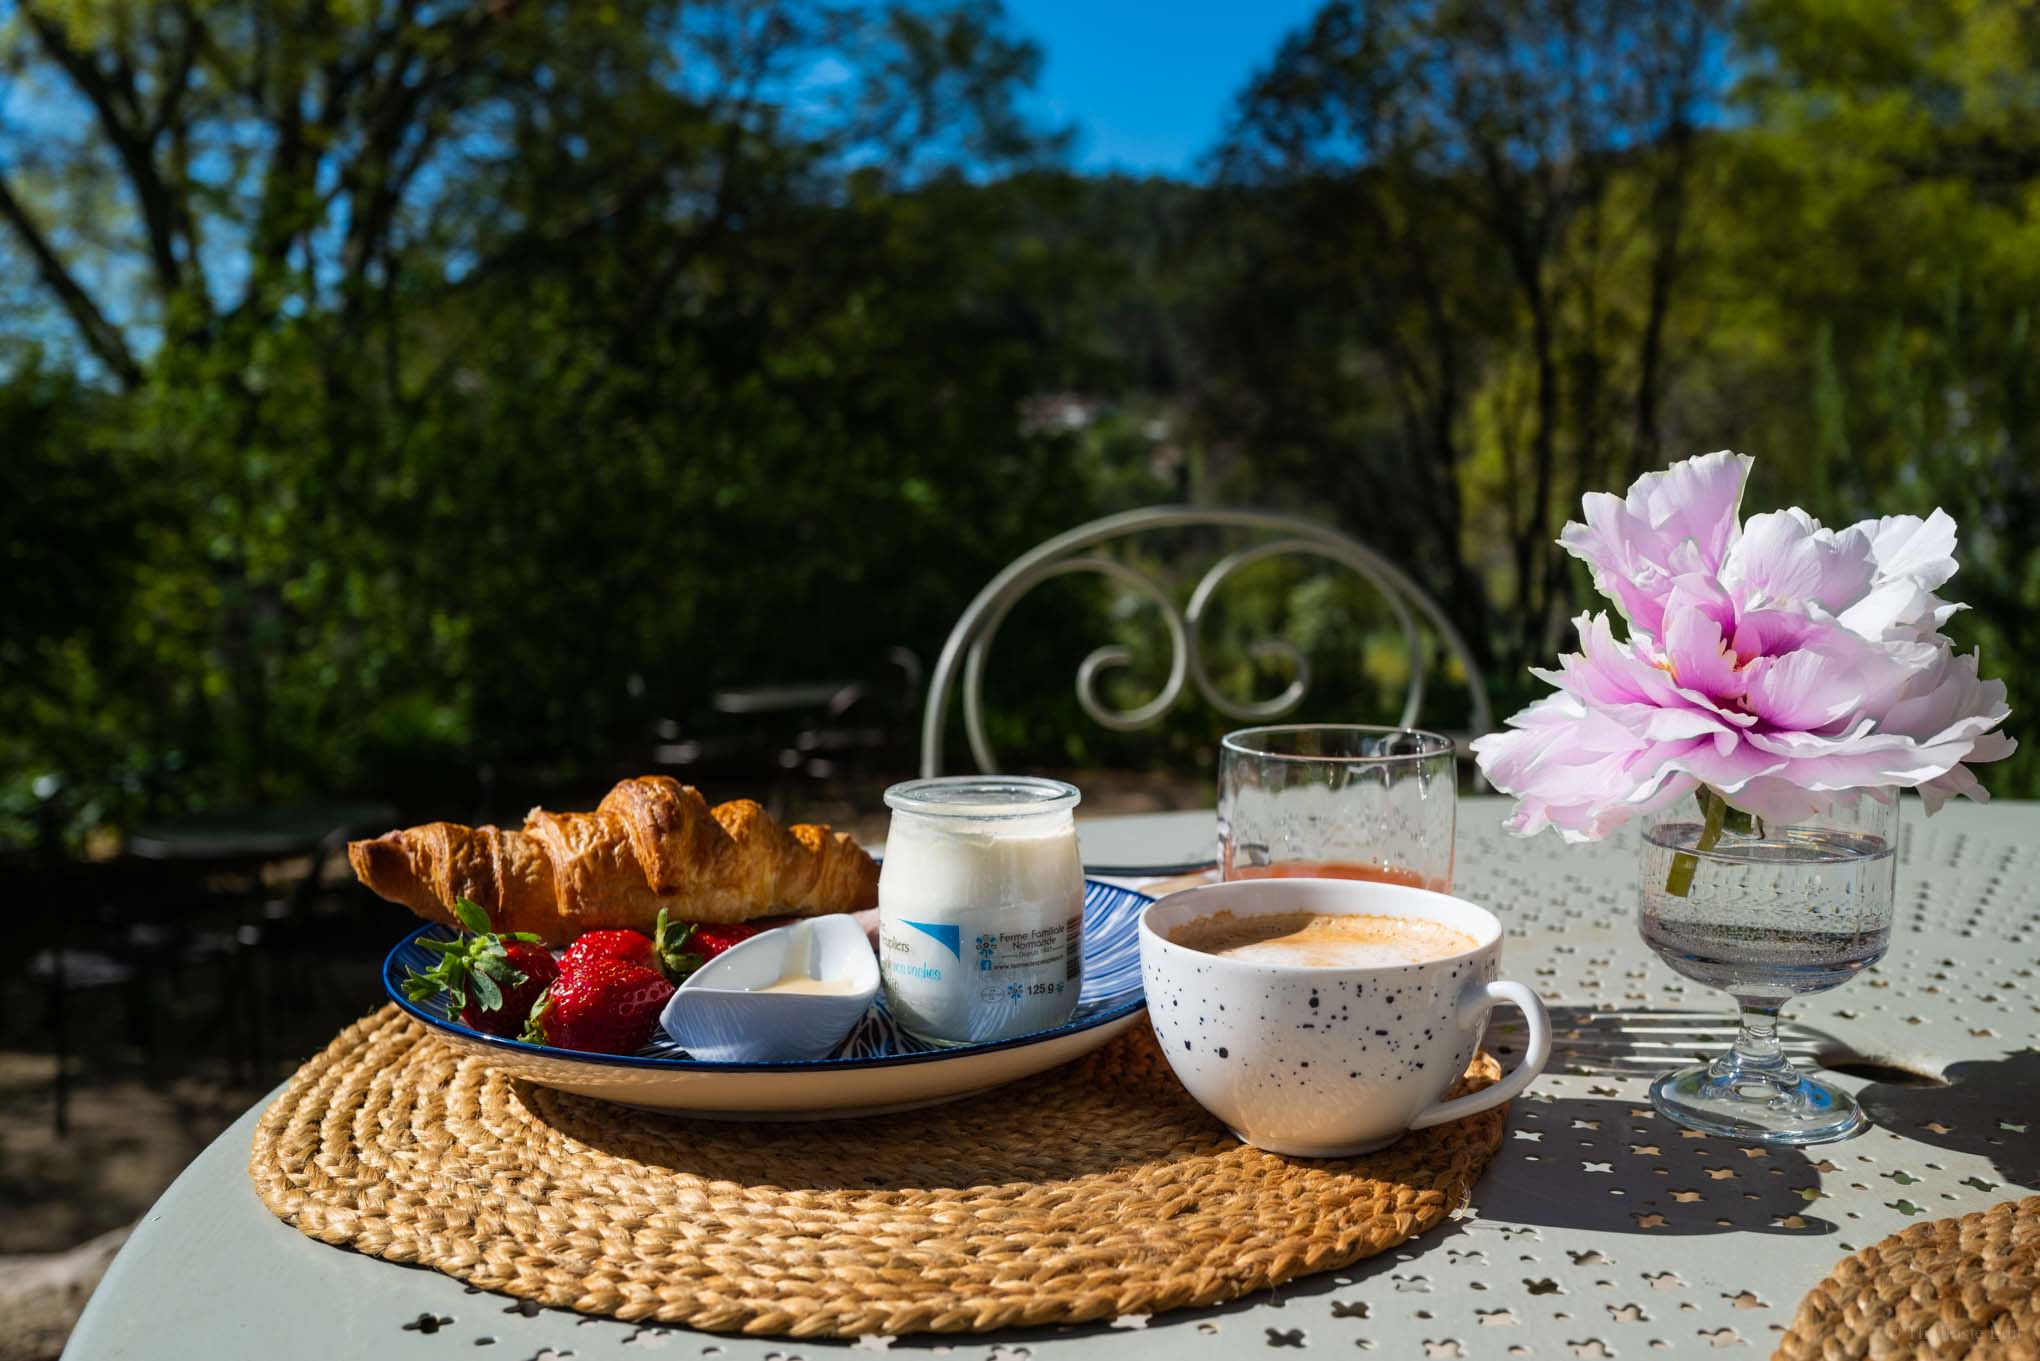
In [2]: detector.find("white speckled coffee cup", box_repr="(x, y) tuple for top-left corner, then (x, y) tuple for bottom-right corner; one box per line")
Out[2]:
(1139, 877), (1551, 1157)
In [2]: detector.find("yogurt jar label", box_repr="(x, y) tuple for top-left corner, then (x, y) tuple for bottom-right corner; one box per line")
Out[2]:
(881, 898), (1083, 1045)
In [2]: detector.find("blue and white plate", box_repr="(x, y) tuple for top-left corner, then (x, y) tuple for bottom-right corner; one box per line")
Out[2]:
(383, 879), (1153, 1120)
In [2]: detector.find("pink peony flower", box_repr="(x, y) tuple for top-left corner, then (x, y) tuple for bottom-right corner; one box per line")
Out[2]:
(1472, 451), (2015, 841)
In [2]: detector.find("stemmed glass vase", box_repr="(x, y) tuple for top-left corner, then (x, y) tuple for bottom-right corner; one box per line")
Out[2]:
(1637, 787), (1899, 1144)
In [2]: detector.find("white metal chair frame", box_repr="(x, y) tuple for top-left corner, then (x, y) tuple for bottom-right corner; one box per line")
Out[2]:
(919, 506), (1494, 777)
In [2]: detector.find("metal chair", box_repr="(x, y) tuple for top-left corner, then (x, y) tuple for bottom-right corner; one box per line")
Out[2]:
(919, 506), (1493, 777)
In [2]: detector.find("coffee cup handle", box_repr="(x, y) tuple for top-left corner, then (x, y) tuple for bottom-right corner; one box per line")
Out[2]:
(1408, 979), (1551, 1131)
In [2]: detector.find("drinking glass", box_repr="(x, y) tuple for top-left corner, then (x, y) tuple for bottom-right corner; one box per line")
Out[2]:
(1218, 725), (1457, 890)
(1637, 788), (1899, 1144)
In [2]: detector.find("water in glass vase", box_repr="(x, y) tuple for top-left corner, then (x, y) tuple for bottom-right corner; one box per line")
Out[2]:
(1639, 823), (1895, 1001)
(1635, 791), (1900, 1146)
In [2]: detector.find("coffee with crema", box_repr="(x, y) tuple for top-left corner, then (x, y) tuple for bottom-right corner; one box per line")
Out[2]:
(1170, 910), (1477, 969)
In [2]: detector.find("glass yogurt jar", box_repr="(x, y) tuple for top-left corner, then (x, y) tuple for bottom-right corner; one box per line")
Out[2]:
(878, 776), (1085, 1046)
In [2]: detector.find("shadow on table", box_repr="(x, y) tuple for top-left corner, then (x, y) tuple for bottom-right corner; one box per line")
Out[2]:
(1855, 1047), (2040, 1192)
(1466, 1095), (1837, 1239)
(1486, 1004), (1854, 1082)
(869, 1096), (1838, 1355)
(528, 1086), (1845, 1355)
(536, 1013), (1857, 1352)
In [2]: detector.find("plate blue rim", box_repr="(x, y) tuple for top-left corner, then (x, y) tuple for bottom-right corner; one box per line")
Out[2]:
(382, 878), (1154, 1075)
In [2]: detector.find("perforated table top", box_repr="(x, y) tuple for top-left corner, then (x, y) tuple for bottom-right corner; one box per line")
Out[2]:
(64, 798), (2040, 1360)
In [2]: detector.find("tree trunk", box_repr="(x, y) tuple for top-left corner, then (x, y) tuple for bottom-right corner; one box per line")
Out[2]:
(1516, 290), (1560, 666)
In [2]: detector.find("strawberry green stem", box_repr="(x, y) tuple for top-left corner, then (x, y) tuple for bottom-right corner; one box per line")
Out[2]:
(651, 908), (704, 984)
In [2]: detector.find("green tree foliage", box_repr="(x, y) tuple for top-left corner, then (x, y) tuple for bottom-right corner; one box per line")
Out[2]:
(1199, 0), (1729, 678)
(1185, 0), (2033, 776)
(1715, 0), (2040, 791)
(0, 362), (155, 837)
(4, 0), (2036, 839)
(0, 0), (1136, 831)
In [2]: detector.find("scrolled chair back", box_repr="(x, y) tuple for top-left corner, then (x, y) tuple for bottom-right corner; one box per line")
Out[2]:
(920, 506), (1492, 777)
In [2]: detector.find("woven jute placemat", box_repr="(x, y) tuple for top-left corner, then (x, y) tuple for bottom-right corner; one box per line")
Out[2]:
(249, 1004), (1504, 1338)
(1774, 1195), (2040, 1361)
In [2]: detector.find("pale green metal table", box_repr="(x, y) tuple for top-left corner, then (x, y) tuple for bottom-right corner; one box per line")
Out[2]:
(64, 799), (2040, 1358)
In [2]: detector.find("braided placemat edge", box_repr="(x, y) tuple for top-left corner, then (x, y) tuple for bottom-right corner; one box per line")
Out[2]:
(249, 1005), (1506, 1338)
(1772, 1194), (2040, 1361)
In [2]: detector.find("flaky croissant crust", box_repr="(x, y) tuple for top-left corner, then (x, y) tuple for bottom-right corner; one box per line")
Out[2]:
(347, 776), (878, 945)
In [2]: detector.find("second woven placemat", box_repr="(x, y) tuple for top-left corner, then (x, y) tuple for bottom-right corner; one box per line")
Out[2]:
(250, 1004), (1504, 1338)
(1774, 1195), (2040, 1361)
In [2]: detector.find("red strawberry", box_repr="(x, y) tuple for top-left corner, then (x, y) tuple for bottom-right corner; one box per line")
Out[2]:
(457, 941), (559, 1035)
(402, 898), (561, 1038)
(561, 928), (654, 972)
(688, 920), (774, 960)
(521, 957), (675, 1054)
(560, 909), (702, 984)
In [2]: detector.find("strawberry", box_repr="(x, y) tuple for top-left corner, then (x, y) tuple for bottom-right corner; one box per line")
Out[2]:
(559, 908), (702, 984)
(402, 898), (561, 1038)
(688, 919), (772, 960)
(521, 957), (675, 1054)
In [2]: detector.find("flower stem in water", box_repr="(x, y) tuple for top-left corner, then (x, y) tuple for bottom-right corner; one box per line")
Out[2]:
(1666, 788), (1727, 898)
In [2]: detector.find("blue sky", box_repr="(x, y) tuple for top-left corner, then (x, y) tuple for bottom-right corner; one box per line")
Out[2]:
(1010, 0), (1327, 176)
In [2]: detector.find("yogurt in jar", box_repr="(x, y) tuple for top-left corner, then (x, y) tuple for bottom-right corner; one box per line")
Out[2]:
(878, 777), (1084, 1046)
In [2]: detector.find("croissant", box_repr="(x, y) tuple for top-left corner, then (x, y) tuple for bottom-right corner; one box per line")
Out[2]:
(347, 776), (879, 945)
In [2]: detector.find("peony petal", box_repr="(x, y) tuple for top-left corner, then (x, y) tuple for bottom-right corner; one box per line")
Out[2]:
(1879, 648), (2012, 744)
(1555, 614), (1673, 708)
(1723, 509), (1878, 615)
(1740, 722), (2006, 795)
(1650, 737), (1789, 793)
(1729, 605), (1817, 662)
(1838, 577), (1938, 642)
(1569, 615), (1758, 727)
(1559, 496), (1673, 636)
(1716, 776), (1836, 825)
(1557, 452), (1751, 636)
(1741, 615), (1936, 732)
(1863, 510), (1959, 592)
(1476, 690), (1713, 841)
(1634, 450), (1753, 572)
(1772, 740), (1985, 792)
(1834, 511), (1963, 642)
(1665, 573), (1738, 634)
(1661, 600), (1744, 701)
(1741, 652), (1859, 732)
(1917, 764), (1987, 814)
(1627, 704), (1736, 741)
(1965, 730), (2018, 764)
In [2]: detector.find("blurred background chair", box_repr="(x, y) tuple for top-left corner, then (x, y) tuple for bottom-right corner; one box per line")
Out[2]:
(23, 783), (230, 1136)
(127, 801), (396, 1076)
(919, 506), (1493, 780)
(19, 789), (399, 1135)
